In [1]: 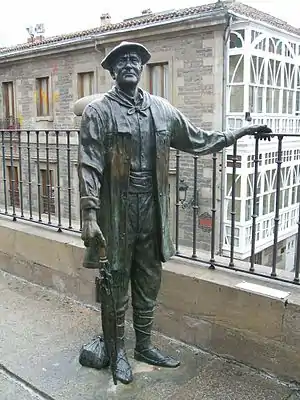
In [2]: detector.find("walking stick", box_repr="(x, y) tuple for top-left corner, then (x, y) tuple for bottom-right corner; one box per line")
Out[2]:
(99, 246), (118, 385)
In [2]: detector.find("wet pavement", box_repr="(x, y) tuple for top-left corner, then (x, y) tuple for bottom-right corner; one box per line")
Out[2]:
(0, 269), (299, 400)
(0, 374), (36, 400)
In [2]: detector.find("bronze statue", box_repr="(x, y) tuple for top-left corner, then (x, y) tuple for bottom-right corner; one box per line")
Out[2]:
(77, 41), (272, 385)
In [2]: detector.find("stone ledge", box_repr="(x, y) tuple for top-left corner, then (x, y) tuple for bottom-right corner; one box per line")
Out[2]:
(0, 216), (299, 383)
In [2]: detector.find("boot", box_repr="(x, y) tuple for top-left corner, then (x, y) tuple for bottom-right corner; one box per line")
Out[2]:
(102, 309), (133, 384)
(133, 309), (180, 368)
(114, 311), (133, 384)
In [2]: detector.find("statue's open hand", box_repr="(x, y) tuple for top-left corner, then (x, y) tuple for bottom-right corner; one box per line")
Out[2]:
(81, 220), (106, 248)
(248, 125), (273, 141)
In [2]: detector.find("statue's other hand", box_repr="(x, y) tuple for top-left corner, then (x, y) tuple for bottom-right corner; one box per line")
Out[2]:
(81, 220), (106, 248)
(248, 125), (273, 141)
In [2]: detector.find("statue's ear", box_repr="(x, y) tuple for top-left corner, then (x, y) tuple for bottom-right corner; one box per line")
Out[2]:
(110, 68), (116, 80)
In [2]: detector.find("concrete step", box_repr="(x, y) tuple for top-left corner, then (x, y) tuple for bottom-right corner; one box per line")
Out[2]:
(0, 269), (299, 400)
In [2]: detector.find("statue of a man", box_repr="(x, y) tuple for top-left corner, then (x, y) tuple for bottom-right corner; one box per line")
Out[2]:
(77, 41), (271, 384)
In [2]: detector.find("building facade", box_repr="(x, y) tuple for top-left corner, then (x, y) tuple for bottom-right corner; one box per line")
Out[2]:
(0, 1), (299, 270)
(224, 17), (300, 270)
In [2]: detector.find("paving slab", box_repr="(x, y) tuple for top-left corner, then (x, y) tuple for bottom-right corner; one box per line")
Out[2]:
(0, 270), (298, 400)
(0, 374), (36, 400)
(170, 358), (293, 400)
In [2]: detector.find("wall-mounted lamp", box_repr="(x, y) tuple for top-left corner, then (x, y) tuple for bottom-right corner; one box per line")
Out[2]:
(178, 179), (189, 204)
(178, 179), (199, 210)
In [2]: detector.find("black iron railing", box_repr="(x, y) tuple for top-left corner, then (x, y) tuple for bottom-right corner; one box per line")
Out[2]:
(0, 129), (299, 285)
(0, 129), (80, 231)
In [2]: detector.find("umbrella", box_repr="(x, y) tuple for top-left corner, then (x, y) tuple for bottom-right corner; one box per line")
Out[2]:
(99, 245), (118, 385)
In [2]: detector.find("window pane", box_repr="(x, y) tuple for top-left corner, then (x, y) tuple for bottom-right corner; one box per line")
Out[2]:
(250, 56), (264, 84)
(266, 88), (272, 113)
(226, 173), (241, 197)
(40, 168), (56, 215)
(266, 88), (280, 113)
(163, 64), (169, 100)
(296, 91), (300, 115)
(7, 166), (20, 207)
(250, 86), (263, 113)
(229, 55), (244, 83)
(229, 31), (244, 49)
(270, 192), (275, 212)
(78, 72), (94, 98)
(274, 89), (280, 113)
(236, 200), (241, 222)
(263, 194), (269, 214)
(247, 175), (252, 197)
(36, 77), (49, 117)
(151, 66), (160, 95)
(2, 82), (15, 125)
(246, 199), (252, 221)
(284, 189), (289, 207)
(230, 85), (244, 112)
(268, 59), (281, 86)
(149, 63), (169, 100)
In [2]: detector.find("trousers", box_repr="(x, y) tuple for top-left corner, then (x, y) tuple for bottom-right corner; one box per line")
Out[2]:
(111, 175), (162, 314)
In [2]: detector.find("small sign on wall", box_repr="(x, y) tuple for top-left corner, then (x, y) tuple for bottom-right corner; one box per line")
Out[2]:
(199, 212), (212, 232)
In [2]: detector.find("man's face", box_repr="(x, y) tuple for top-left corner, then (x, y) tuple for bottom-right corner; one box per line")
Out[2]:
(111, 51), (143, 88)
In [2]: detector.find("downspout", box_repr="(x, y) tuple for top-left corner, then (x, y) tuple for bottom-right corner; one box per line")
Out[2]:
(94, 41), (103, 93)
(218, 12), (232, 255)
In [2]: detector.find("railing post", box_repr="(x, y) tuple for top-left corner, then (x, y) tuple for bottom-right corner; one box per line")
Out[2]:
(18, 131), (24, 218)
(66, 131), (72, 229)
(9, 131), (16, 221)
(1, 132), (8, 214)
(271, 135), (283, 278)
(56, 131), (62, 232)
(27, 131), (33, 220)
(175, 150), (180, 255)
(229, 141), (238, 268)
(294, 200), (300, 284)
(210, 152), (217, 270)
(77, 130), (82, 232)
(250, 136), (260, 272)
(36, 131), (42, 222)
(45, 130), (51, 225)
(192, 154), (198, 259)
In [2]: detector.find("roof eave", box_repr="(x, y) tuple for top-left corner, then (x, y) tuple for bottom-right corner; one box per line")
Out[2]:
(94, 9), (228, 44)
(228, 10), (300, 39)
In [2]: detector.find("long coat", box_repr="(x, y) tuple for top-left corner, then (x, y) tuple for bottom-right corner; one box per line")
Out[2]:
(78, 87), (234, 269)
